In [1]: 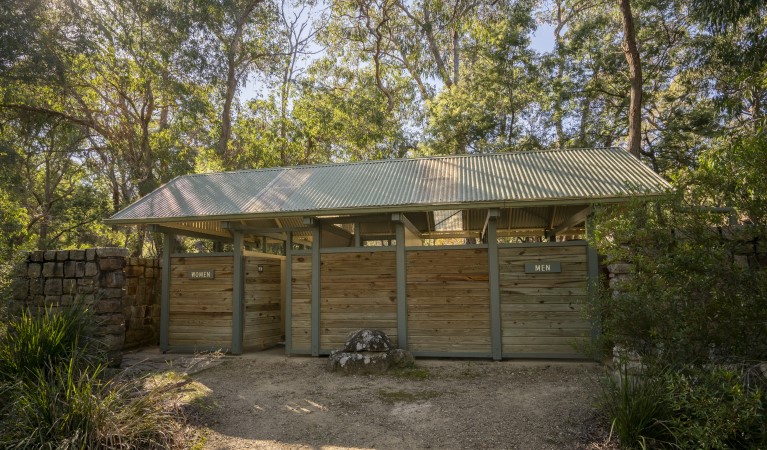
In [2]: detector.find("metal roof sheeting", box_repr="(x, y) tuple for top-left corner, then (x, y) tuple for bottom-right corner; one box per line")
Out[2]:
(108, 148), (670, 224)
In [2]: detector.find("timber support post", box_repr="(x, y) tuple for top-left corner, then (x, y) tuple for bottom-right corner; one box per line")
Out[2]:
(487, 209), (502, 361)
(394, 219), (408, 349)
(310, 222), (321, 356)
(586, 212), (601, 359)
(285, 231), (293, 355)
(160, 231), (172, 352)
(231, 230), (244, 355)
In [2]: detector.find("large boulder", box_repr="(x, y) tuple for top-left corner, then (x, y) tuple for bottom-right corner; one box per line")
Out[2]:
(327, 348), (414, 375)
(343, 329), (392, 352)
(328, 329), (414, 375)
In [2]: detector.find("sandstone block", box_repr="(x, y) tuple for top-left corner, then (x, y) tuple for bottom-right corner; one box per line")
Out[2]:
(29, 251), (44, 262)
(63, 278), (77, 294)
(98, 287), (123, 299)
(75, 262), (85, 277)
(42, 262), (64, 278)
(28, 263), (42, 278)
(12, 278), (28, 300)
(77, 277), (95, 286)
(64, 261), (77, 278)
(97, 247), (128, 258)
(70, 250), (85, 261)
(98, 257), (124, 271)
(60, 295), (73, 306)
(44, 295), (61, 306)
(44, 279), (63, 296)
(86, 248), (96, 261)
(44, 250), (57, 261)
(94, 299), (122, 313)
(84, 262), (98, 277)
(56, 250), (69, 261)
(101, 271), (125, 288)
(607, 263), (631, 274)
(29, 279), (43, 295)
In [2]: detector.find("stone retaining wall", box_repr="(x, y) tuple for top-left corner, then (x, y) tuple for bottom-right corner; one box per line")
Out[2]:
(10, 248), (160, 364)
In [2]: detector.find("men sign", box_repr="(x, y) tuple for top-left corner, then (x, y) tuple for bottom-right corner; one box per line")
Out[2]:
(524, 262), (561, 273)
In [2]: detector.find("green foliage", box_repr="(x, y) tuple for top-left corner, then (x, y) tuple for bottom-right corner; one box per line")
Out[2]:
(593, 192), (767, 365)
(600, 363), (767, 449)
(0, 304), (97, 382)
(599, 364), (674, 449)
(1, 357), (184, 449)
(664, 365), (767, 449)
(0, 303), (186, 449)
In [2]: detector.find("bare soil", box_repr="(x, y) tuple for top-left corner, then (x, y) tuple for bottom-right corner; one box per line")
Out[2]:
(178, 347), (613, 450)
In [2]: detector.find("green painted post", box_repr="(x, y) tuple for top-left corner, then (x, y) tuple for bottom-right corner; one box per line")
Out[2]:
(232, 231), (244, 355)
(395, 221), (408, 349)
(311, 224), (321, 356)
(285, 231), (293, 355)
(160, 232), (172, 352)
(487, 210), (502, 361)
(586, 213), (601, 358)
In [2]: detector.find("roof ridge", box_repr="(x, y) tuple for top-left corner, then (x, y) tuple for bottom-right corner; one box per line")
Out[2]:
(177, 147), (626, 180)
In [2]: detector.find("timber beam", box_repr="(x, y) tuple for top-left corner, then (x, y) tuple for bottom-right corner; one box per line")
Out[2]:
(148, 224), (233, 244)
(552, 206), (592, 235)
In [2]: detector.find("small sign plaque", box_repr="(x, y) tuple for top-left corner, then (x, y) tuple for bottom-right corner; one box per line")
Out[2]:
(189, 270), (215, 280)
(524, 262), (561, 273)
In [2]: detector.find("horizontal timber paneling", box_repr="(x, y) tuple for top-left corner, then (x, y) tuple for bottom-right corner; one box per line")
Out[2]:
(499, 243), (590, 356)
(320, 251), (397, 350)
(244, 256), (283, 350)
(291, 255), (312, 351)
(407, 249), (490, 354)
(169, 255), (232, 348)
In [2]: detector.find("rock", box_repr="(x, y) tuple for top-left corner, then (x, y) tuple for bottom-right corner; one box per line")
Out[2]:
(327, 329), (415, 375)
(327, 349), (414, 375)
(343, 329), (392, 352)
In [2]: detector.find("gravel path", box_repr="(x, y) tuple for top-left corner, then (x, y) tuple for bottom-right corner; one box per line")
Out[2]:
(180, 347), (611, 450)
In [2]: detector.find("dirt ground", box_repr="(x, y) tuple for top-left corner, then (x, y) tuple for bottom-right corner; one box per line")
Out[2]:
(167, 346), (612, 450)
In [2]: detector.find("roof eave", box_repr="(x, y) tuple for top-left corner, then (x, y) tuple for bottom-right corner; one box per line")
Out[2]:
(103, 191), (668, 226)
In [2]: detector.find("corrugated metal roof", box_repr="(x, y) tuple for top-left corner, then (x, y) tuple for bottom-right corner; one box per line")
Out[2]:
(107, 147), (670, 224)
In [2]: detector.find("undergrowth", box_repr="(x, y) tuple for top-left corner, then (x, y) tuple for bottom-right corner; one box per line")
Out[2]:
(0, 303), (190, 449)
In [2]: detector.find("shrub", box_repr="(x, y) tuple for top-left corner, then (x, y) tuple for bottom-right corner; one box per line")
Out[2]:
(0, 303), (98, 383)
(0, 302), (187, 449)
(599, 363), (675, 449)
(664, 365), (767, 449)
(592, 195), (767, 366)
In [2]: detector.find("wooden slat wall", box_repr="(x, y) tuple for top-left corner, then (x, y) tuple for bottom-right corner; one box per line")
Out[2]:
(291, 255), (312, 351)
(406, 249), (490, 353)
(243, 256), (283, 350)
(169, 256), (232, 348)
(499, 244), (590, 355)
(320, 251), (397, 350)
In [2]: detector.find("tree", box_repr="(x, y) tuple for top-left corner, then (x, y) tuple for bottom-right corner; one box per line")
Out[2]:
(191, 0), (281, 168)
(618, 0), (642, 158)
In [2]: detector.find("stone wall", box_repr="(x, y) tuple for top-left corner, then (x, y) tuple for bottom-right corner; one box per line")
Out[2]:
(10, 248), (160, 364)
(123, 257), (160, 349)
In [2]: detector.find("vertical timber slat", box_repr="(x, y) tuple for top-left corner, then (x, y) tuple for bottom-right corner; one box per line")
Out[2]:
(487, 210), (502, 360)
(311, 224), (321, 356)
(395, 220), (408, 349)
(232, 231), (244, 355)
(160, 232), (172, 352)
(285, 231), (293, 355)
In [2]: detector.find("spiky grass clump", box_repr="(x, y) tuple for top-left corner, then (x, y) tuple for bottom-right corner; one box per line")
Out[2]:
(0, 304), (188, 449)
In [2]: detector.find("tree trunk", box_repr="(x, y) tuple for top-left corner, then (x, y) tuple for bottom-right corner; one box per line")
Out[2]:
(220, 49), (238, 166)
(619, 0), (642, 158)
